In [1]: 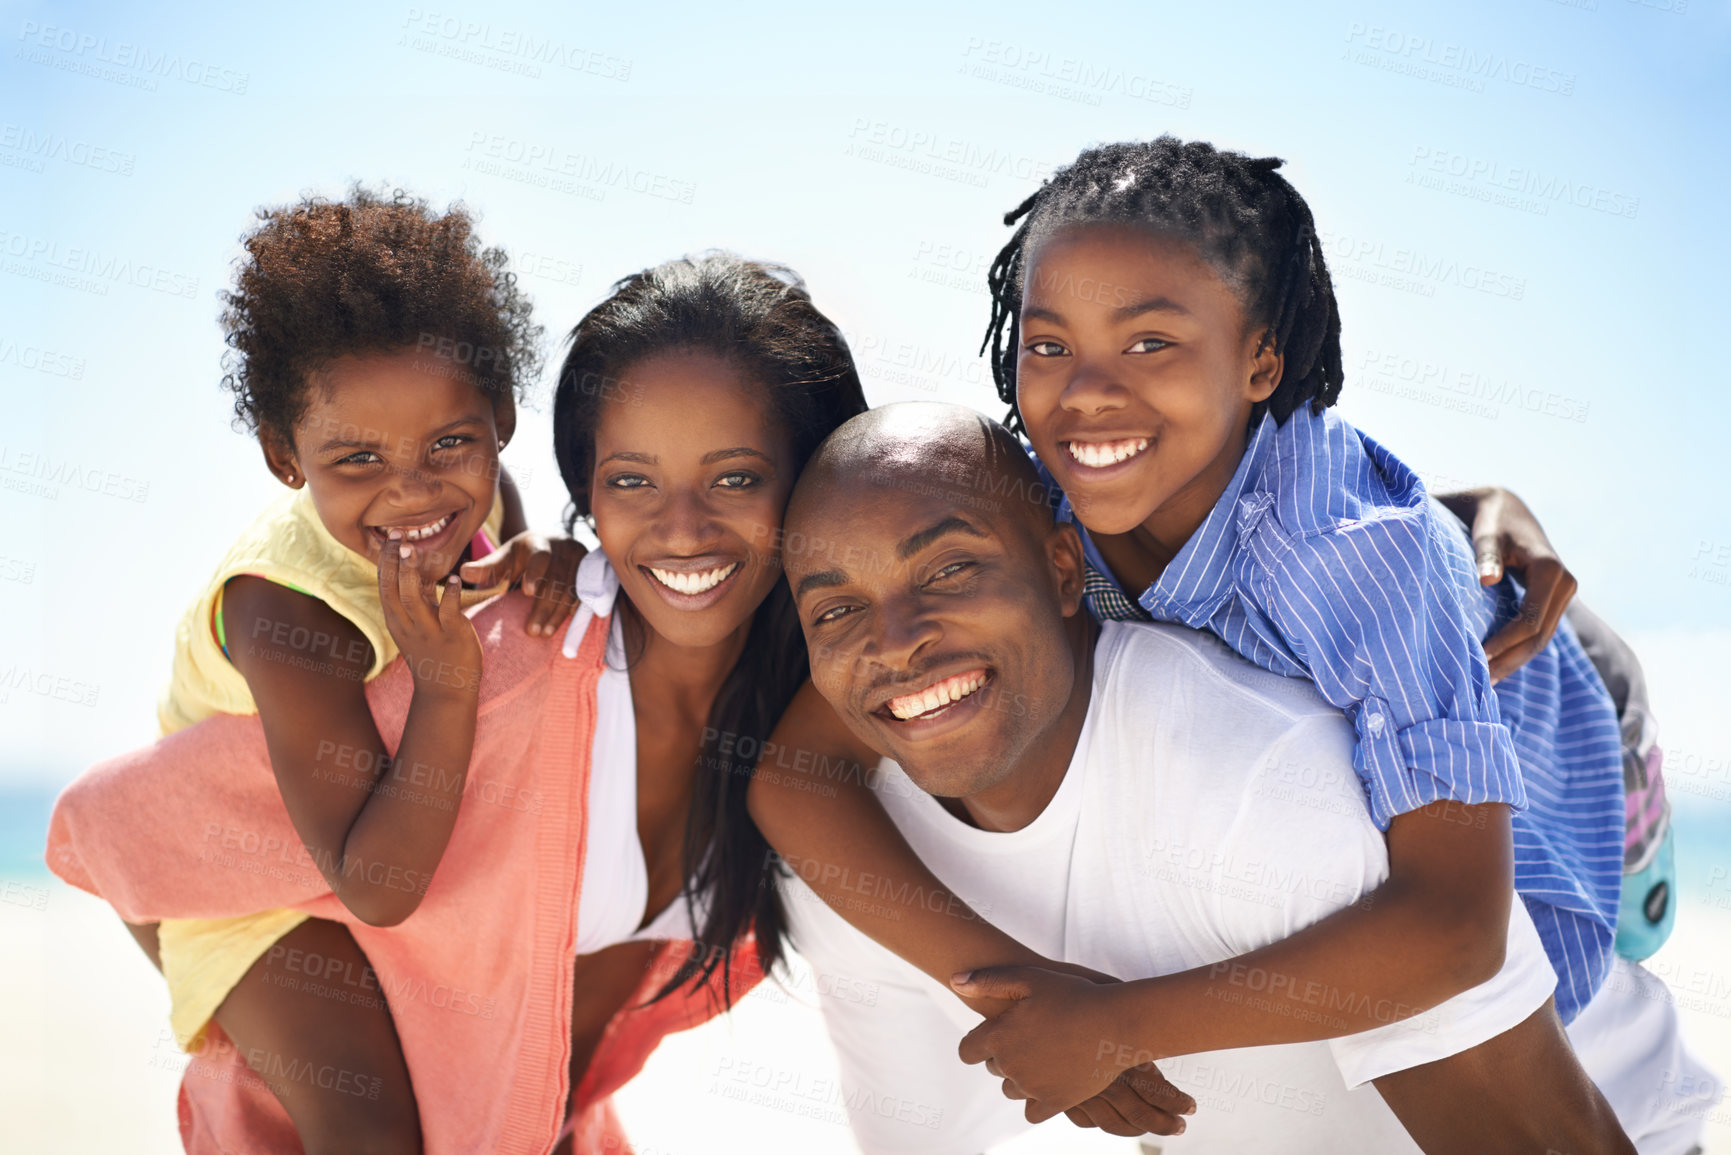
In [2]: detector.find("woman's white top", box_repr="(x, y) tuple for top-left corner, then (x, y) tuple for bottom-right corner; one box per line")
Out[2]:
(565, 550), (705, 955)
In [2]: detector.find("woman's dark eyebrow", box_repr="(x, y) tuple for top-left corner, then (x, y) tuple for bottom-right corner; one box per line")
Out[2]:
(702, 447), (772, 465)
(597, 450), (657, 466)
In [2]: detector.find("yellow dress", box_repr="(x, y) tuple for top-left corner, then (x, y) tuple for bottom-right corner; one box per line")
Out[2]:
(156, 486), (505, 1048)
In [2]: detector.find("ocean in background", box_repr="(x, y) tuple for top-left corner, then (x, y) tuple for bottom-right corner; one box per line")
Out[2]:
(1, 783), (56, 880)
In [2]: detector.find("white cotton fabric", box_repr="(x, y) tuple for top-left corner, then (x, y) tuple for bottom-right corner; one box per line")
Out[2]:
(565, 550), (703, 955)
(784, 619), (1559, 1155)
(1564, 956), (1720, 1155)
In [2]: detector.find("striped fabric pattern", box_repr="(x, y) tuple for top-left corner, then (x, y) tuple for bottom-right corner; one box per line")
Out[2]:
(1045, 407), (1625, 1024)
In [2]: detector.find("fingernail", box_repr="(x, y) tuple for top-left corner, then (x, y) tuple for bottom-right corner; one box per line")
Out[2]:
(400, 544), (412, 559)
(388, 528), (403, 541)
(951, 971), (973, 986)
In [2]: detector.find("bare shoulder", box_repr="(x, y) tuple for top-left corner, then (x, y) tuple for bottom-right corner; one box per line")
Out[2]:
(220, 574), (374, 707)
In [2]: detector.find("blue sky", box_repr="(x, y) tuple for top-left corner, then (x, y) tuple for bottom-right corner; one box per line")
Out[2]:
(4, 0), (1729, 792)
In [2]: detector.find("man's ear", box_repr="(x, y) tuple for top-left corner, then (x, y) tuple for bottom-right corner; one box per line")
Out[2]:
(1048, 521), (1087, 618)
(1247, 330), (1283, 405)
(260, 431), (303, 489)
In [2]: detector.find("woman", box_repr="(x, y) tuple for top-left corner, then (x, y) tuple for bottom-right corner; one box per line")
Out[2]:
(543, 251), (871, 1149)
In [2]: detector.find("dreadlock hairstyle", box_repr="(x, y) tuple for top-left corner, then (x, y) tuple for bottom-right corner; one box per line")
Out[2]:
(982, 136), (1344, 433)
(552, 252), (868, 1009)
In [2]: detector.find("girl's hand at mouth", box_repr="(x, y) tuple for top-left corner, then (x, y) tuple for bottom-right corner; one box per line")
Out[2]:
(380, 531), (484, 697)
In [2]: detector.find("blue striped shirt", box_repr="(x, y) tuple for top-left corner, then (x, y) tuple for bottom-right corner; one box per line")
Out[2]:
(1042, 406), (1625, 1023)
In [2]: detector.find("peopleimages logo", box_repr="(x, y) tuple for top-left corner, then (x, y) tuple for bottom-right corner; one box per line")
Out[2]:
(14, 21), (250, 94)
(0, 124), (135, 175)
(1316, 228), (1527, 301)
(1342, 23), (1576, 96)
(0, 230), (198, 299)
(1408, 146), (1639, 219)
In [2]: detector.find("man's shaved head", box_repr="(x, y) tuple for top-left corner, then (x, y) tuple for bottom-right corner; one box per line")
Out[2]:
(789, 402), (1056, 545)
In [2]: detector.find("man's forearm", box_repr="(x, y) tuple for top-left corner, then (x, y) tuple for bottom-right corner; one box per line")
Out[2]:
(1105, 873), (1494, 1064)
(1373, 999), (1634, 1155)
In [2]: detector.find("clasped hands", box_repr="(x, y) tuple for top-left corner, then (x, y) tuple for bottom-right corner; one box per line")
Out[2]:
(951, 965), (1196, 1138)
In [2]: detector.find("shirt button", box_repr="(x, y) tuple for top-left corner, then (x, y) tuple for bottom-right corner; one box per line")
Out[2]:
(1366, 712), (1386, 735)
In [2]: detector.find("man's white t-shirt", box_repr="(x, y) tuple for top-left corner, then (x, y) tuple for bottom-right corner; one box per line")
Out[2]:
(781, 619), (1558, 1154)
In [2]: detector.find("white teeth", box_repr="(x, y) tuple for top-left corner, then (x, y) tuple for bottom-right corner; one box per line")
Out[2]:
(386, 513), (454, 542)
(649, 562), (740, 597)
(1066, 438), (1149, 469)
(886, 671), (987, 721)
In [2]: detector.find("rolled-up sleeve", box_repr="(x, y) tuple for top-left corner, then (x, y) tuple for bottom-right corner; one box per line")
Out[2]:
(1260, 509), (1527, 830)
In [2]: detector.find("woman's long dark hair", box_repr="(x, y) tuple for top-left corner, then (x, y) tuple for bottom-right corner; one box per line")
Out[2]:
(552, 252), (867, 1006)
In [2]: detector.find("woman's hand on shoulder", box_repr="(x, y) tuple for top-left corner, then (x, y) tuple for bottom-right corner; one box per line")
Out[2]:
(460, 530), (587, 638)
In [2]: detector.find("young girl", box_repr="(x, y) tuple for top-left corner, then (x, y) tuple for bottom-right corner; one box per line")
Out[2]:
(126, 186), (580, 1151)
(749, 137), (1654, 1130)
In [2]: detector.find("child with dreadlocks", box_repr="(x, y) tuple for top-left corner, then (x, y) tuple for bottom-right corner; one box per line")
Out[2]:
(747, 136), (1697, 1147)
(968, 135), (1634, 1028)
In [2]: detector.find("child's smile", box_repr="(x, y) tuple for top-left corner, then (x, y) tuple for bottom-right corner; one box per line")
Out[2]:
(366, 509), (463, 549)
(1064, 435), (1151, 473)
(267, 349), (511, 578)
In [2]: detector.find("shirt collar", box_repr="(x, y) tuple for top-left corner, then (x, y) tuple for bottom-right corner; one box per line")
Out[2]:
(1138, 410), (1280, 624)
(561, 548), (622, 660)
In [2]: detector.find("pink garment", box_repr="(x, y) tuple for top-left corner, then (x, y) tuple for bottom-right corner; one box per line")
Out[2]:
(47, 592), (760, 1154)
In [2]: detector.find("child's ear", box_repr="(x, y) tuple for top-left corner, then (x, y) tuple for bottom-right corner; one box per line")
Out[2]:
(1247, 332), (1283, 404)
(493, 391), (517, 450)
(260, 433), (303, 489)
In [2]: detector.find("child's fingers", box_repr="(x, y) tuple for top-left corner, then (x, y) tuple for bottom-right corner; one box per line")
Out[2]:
(522, 550), (550, 598)
(437, 573), (466, 632)
(397, 543), (439, 632)
(1055, 1096), (1136, 1136)
(1100, 1087), (1184, 1135)
(1063, 1106), (1101, 1130)
(459, 539), (526, 590)
(377, 531), (409, 629)
(533, 583), (579, 637)
(526, 584), (577, 637)
(1120, 1062), (1195, 1117)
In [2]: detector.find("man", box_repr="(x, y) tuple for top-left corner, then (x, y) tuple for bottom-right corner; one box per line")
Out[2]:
(773, 402), (1714, 1154)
